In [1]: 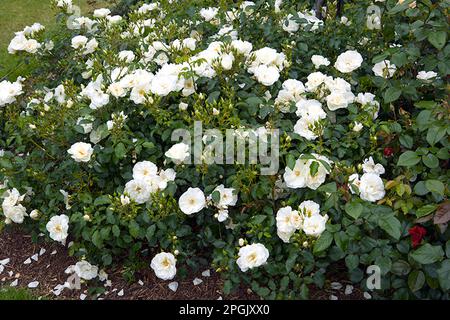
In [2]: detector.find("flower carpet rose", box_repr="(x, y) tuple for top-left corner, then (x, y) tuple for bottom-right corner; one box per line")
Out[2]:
(0, 0), (448, 300)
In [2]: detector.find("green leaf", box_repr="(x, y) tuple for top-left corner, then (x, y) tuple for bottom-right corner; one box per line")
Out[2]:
(129, 220), (140, 238)
(426, 126), (446, 146)
(397, 151), (420, 166)
(410, 244), (445, 264)
(414, 181), (429, 196)
(211, 190), (221, 203)
(285, 252), (298, 272)
(146, 225), (156, 241)
(428, 31), (447, 50)
(425, 179), (445, 195)
(416, 204), (437, 218)
(309, 161), (319, 177)
(313, 231), (333, 254)
(114, 143), (127, 159)
(112, 225), (120, 237)
(345, 254), (359, 270)
(344, 201), (363, 220)
(408, 270), (425, 292)
(422, 154), (439, 169)
(437, 260), (450, 291)
(94, 195), (111, 206)
(317, 182), (337, 193)
(384, 87), (402, 103)
(378, 213), (401, 240)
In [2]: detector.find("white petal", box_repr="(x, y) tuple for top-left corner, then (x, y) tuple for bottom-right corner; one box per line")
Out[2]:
(330, 295), (338, 300)
(331, 282), (342, 290)
(168, 281), (179, 292)
(201, 270), (211, 277)
(345, 285), (354, 295)
(51, 250), (57, 255)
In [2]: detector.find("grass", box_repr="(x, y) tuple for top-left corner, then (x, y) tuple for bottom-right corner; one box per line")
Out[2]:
(0, 0), (112, 79)
(0, 287), (39, 300)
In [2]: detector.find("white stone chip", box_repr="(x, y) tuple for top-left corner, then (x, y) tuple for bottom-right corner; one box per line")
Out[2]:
(28, 281), (39, 288)
(117, 289), (124, 296)
(168, 281), (178, 292)
(10, 279), (18, 287)
(51, 250), (57, 255)
(0, 258), (10, 265)
(138, 280), (144, 286)
(31, 254), (39, 261)
(24, 258), (32, 265)
(193, 278), (203, 286)
(330, 295), (338, 300)
(363, 292), (372, 299)
(80, 294), (87, 300)
(39, 248), (46, 256)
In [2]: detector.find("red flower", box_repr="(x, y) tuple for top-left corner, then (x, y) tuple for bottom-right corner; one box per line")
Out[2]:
(384, 147), (394, 157)
(408, 226), (427, 248)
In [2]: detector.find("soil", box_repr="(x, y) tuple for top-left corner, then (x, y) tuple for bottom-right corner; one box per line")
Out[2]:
(0, 227), (364, 300)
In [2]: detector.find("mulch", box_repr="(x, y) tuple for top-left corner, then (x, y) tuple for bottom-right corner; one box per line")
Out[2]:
(0, 227), (364, 300)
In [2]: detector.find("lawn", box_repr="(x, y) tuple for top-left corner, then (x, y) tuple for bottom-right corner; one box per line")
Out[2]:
(0, 0), (112, 79)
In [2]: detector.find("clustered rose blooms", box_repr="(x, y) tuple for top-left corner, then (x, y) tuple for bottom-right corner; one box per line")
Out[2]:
(0, 0), (446, 299)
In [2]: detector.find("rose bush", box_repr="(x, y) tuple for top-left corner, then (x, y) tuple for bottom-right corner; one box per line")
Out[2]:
(0, 0), (449, 299)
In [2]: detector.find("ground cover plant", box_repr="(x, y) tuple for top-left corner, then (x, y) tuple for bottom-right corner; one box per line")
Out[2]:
(0, 0), (449, 300)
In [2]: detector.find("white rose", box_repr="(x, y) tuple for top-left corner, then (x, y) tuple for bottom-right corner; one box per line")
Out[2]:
(302, 213), (328, 237)
(67, 142), (94, 162)
(231, 40), (253, 56)
(133, 161), (158, 181)
(151, 252), (177, 280)
(71, 35), (88, 49)
(213, 184), (238, 208)
(334, 50), (363, 73)
(276, 206), (298, 234)
(3, 204), (27, 224)
(200, 7), (219, 21)
(326, 91), (355, 111)
(299, 200), (321, 217)
(372, 60), (396, 78)
(118, 50), (135, 63)
(359, 173), (385, 202)
(236, 243), (269, 272)
(220, 53), (234, 70)
(311, 55), (330, 69)
(165, 143), (190, 164)
(46, 214), (69, 243)
(254, 65), (280, 86)
(124, 179), (151, 204)
(362, 157), (385, 175)
(93, 8), (111, 18)
(107, 82), (126, 98)
(179, 187), (206, 215)
(353, 122), (363, 132)
(150, 75), (178, 96)
(283, 14), (300, 33)
(417, 71), (437, 81)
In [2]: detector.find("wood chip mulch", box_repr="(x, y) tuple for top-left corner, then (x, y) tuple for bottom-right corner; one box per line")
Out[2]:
(0, 227), (364, 300)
